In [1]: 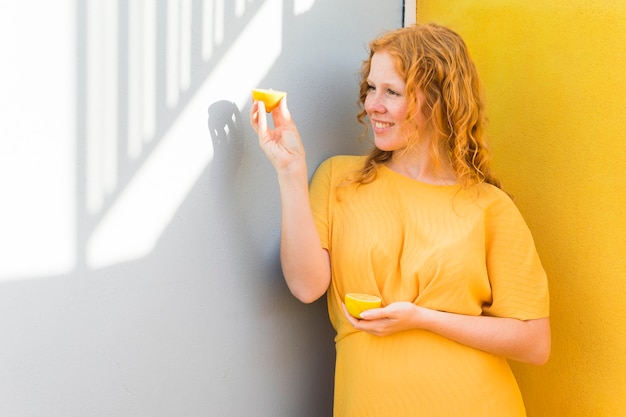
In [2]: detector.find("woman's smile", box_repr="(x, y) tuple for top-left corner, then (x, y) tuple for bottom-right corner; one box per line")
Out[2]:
(372, 120), (395, 131)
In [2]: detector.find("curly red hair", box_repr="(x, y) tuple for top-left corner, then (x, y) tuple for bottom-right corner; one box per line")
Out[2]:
(353, 23), (502, 190)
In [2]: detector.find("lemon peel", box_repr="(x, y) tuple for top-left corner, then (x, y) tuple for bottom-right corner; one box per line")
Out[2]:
(252, 88), (287, 112)
(345, 293), (382, 318)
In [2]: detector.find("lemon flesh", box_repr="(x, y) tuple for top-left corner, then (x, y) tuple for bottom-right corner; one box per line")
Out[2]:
(345, 293), (382, 318)
(252, 88), (287, 112)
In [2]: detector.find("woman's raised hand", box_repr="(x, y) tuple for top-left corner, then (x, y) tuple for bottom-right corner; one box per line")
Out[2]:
(251, 96), (306, 173)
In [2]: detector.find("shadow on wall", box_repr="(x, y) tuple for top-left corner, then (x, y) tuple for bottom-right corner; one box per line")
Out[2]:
(76, 0), (277, 272)
(208, 100), (244, 172)
(74, 0), (382, 274)
(0, 0), (400, 416)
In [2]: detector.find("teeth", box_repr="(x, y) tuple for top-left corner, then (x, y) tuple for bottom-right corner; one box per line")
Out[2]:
(374, 122), (392, 129)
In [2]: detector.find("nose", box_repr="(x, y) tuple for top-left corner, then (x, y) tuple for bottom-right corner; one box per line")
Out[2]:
(365, 92), (386, 114)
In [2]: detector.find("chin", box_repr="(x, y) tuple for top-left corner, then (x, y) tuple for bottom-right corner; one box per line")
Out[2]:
(374, 138), (402, 152)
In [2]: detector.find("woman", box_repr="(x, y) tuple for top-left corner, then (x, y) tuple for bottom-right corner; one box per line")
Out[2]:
(251, 22), (550, 417)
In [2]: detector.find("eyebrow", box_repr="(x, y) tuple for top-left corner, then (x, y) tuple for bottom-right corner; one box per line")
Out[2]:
(366, 79), (405, 91)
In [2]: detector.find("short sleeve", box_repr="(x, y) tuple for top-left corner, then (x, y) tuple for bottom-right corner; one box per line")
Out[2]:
(309, 157), (333, 250)
(482, 192), (550, 320)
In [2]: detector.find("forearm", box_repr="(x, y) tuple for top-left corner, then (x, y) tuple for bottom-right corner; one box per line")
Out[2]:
(250, 98), (329, 301)
(276, 163), (331, 303)
(353, 302), (550, 364)
(419, 309), (551, 365)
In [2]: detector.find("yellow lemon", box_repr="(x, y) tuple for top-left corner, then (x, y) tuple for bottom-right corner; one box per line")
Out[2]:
(251, 88), (287, 112)
(345, 293), (382, 318)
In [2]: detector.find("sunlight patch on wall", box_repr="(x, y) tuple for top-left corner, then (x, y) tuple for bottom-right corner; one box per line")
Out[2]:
(214, 0), (225, 46)
(294, 0), (315, 16)
(202, 0), (215, 61)
(86, 0), (119, 214)
(0, 1), (76, 281)
(87, 120), (214, 269)
(166, 0), (193, 108)
(128, 0), (157, 160)
(86, 0), (284, 269)
(235, 0), (246, 17)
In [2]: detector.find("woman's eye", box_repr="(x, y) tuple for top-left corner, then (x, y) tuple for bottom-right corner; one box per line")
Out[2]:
(366, 85), (401, 96)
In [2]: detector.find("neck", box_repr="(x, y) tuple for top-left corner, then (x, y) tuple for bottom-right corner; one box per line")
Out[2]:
(387, 146), (457, 185)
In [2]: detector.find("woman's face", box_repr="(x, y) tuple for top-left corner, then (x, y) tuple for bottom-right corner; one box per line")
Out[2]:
(364, 51), (414, 152)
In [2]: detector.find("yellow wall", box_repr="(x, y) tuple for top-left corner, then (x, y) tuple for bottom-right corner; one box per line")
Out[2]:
(417, 1), (626, 416)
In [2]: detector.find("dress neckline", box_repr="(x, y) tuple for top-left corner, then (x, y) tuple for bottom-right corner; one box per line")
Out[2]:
(379, 164), (460, 189)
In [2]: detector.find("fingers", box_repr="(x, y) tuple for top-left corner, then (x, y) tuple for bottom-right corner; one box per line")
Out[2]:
(277, 94), (289, 115)
(271, 95), (291, 126)
(250, 100), (259, 131)
(343, 305), (386, 337)
(342, 302), (382, 324)
(341, 303), (361, 325)
(359, 308), (384, 320)
(250, 100), (268, 137)
(252, 95), (291, 132)
(257, 100), (267, 135)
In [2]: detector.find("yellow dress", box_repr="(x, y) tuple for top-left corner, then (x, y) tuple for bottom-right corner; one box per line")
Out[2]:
(309, 155), (550, 417)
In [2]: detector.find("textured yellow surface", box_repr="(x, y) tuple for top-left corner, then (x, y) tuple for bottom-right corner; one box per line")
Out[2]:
(417, 2), (626, 415)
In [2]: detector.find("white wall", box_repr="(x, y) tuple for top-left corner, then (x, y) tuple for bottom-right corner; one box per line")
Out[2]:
(0, 1), (401, 416)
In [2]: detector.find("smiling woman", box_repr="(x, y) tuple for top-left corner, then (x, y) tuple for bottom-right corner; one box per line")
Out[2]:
(363, 51), (412, 154)
(252, 22), (550, 417)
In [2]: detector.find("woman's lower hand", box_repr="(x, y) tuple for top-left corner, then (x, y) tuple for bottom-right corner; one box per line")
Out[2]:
(342, 301), (422, 336)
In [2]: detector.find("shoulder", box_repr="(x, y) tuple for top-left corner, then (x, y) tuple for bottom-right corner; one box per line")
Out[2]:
(472, 183), (535, 236)
(472, 182), (517, 211)
(312, 155), (367, 180)
(315, 155), (366, 172)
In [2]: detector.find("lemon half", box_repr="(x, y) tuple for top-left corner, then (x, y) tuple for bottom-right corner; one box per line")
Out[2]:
(252, 88), (287, 112)
(345, 293), (382, 318)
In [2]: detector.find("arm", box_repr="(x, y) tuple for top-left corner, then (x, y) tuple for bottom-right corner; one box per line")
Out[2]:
(346, 302), (551, 365)
(251, 99), (331, 303)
